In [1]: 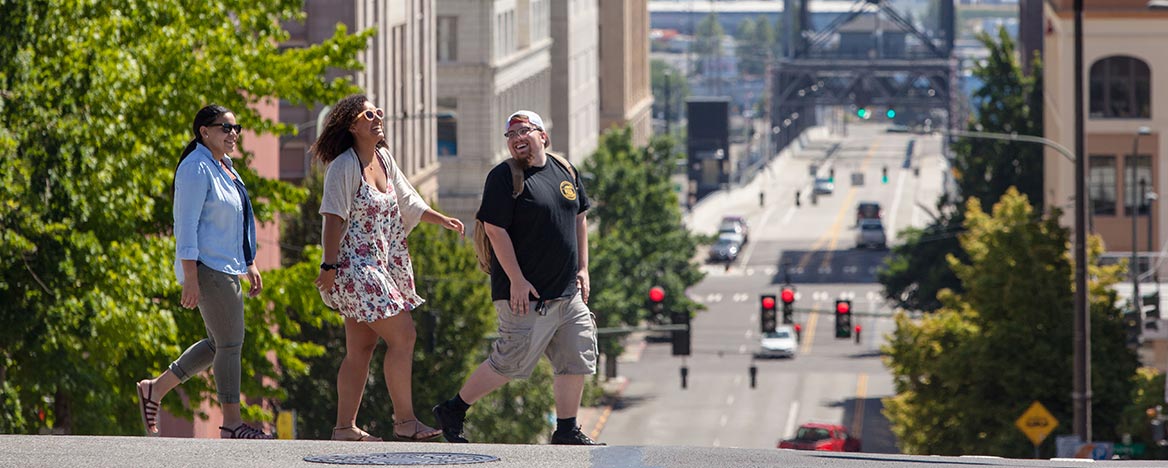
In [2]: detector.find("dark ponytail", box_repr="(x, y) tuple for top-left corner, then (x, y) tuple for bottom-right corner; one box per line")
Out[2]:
(173, 104), (231, 195)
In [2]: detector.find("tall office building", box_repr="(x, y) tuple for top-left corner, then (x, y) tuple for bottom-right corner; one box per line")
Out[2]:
(280, 0), (439, 200)
(435, 0), (553, 223)
(550, 0), (601, 163)
(599, 0), (653, 148)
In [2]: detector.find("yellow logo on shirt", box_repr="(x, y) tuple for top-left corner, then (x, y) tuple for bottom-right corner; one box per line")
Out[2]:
(560, 181), (577, 201)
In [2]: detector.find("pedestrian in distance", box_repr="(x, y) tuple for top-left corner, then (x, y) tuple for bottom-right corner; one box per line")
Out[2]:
(313, 94), (464, 442)
(136, 104), (271, 439)
(432, 110), (604, 445)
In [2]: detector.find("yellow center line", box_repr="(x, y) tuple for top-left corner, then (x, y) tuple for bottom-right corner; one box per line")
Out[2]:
(851, 373), (869, 437)
(798, 307), (819, 354)
(793, 139), (884, 270)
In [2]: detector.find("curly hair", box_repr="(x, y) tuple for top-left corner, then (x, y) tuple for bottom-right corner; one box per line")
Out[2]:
(310, 94), (386, 163)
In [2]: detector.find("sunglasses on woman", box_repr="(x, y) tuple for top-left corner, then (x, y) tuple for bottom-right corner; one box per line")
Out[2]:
(356, 108), (385, 121)
(208, 122), (243, 134)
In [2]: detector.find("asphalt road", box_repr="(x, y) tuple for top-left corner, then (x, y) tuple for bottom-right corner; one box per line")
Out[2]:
(597, 125), (945, 452)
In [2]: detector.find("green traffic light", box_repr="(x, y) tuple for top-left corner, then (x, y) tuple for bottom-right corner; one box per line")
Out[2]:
(857, 108), (868, 119)
(886, 109), (896, 119)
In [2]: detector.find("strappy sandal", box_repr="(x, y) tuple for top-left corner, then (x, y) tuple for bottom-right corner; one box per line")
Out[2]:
(393, 419), (442, 441)
(219, 423), (273, 439)
(332, 426), (383, 442)
(136, 380), (160, 436)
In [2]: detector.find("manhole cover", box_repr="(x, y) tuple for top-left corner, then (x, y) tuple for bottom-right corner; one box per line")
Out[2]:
(303, 452), (500, 466)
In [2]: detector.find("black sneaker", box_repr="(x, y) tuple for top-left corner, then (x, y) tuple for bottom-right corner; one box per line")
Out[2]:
(432, 403), (469, 443)
(551, 426), (606, 445)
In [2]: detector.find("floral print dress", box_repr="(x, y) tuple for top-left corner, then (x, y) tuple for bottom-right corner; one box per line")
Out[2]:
(324, 158), (424, 322)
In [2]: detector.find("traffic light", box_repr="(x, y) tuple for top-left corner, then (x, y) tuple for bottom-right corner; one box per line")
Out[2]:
(1144, 292), (1160, 320)
(857, 107), (869, 119)
(885, 109), (896, 119)
(781, 287), (795, 324)
(881, 166), (888, 184)
(671, 309), (691, 356)
(760, 294), (778, 333)
(834, 299), (852, 339)
(1124, 310), (1142, 347)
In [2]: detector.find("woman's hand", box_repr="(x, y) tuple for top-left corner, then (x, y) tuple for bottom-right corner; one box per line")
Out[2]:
(441, 215), (465, 237)
(315, 268), (338, 294)
(245, 264), (263, 298)
(181, 277), (200, 309)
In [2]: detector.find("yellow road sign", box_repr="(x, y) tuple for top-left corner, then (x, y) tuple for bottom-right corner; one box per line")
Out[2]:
(277, 410), (296, 440)
(1015, 401), (1058, 446)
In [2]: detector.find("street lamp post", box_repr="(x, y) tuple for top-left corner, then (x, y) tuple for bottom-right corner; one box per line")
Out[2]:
(1131, 127), (1152, 321)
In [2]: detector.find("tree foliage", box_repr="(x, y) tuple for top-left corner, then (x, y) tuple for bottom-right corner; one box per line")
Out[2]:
(880, 27), (1041, 313)
(883, 189), (1138, 456)
(734, 17), (775, 77)
(0, 0), (369, 434)
(583, 128), (705, 355)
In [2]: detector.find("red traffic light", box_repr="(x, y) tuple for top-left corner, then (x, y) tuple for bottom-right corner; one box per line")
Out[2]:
(762, 296), (776, 309)
(836, 301), (850, 314)
(781, 288), (795, 304)
(794, 324), (802, 333)
(649, 286), (665, 303)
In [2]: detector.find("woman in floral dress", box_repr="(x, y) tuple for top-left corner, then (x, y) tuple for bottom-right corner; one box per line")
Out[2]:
(312, 95), (464, 441)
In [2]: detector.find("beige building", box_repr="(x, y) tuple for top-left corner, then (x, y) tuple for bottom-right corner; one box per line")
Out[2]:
(280, 0), (440, 200)
(598, 0), (653, 148)
(550, 0), (601, 163)
(435, 0), (553, 222)
(1043, 1), (1167, 254)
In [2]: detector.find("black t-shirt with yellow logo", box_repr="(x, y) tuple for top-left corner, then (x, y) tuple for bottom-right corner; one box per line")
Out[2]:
(476, 156), (590, 302)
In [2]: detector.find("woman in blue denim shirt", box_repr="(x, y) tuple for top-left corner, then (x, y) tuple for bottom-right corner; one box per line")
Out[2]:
(135, 104), (271, 439)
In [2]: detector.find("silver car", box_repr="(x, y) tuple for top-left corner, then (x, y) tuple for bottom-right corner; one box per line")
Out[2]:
(855, 219), (887, 249)
(708, 233), (743, 262)
(759, 325), (798, 358)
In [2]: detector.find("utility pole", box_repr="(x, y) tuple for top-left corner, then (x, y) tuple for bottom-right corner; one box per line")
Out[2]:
(1072, 0), (1090, 444)
(664, 71), (672, 136)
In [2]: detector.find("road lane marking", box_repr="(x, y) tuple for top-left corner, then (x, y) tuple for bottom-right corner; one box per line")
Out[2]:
(799, 307), (819, 354)
(726, 395), (735, 406)
(734, 375), (743, 385)
(781, 206), (796, 225)
(795, 139), (884, 271)
(851, 373), (869, 438)
(784, 401), (800, 439)
(720, 414), (729, 427)
(738, 344), (747, 354)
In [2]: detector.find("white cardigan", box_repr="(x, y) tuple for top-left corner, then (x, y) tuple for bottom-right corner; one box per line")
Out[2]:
(319, 147), (430, 238)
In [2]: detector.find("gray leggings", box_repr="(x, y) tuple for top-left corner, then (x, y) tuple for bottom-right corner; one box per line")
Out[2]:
(169, 263), (245, 404)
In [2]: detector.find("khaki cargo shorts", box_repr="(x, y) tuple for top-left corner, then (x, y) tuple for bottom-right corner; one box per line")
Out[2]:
(487, 293), (598, 379)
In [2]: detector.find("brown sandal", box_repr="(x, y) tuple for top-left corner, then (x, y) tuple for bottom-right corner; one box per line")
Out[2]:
(332, 426), (383, 442)
(136, 380), (160, 436)
(393, 419), (442, 441)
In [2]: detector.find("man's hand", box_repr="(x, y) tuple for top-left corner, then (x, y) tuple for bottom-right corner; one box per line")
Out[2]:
(510, 278), (539, 316)
(576, 269), (590, 304)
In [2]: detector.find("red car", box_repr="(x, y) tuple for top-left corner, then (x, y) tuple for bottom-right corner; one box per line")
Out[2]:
(777, 423), (862, 452)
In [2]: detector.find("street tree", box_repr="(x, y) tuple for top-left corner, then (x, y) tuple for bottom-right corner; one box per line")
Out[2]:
(651, 59), (691, 137)
(883, 189), (1137, 457)
(0, 1), (369, 434)
(693, 13), (725, 76)
(735, 17), (775, 77)
(879, 27), (1041, 313)
(583, 128), (706, 358)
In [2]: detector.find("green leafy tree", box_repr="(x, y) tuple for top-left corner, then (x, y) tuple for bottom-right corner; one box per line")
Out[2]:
(735, 17), (774, 77)
(0, 1), (369, 434)
(693, 13), (724, 75)
(883, 189), (1137, 456)
(583, 128), (705, 357)
(880, 27), (1042, 313)
(651, 59), (691, 137)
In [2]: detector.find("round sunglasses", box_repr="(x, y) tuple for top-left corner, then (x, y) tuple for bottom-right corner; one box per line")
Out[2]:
(356, 108), (386, 121)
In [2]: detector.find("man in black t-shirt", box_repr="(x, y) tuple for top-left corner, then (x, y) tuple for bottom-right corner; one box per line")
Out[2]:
(433, 111), (603, 446)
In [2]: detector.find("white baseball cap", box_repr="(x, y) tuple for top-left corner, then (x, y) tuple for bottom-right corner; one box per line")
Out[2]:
(505, 110), (544, 131)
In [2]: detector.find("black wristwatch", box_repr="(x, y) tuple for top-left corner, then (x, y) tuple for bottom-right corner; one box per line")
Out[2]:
(320, 262), (339, 271)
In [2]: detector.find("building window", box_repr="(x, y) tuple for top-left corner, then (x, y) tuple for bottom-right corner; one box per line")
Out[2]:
(1124, 155), (1152, 215)
(1089, 155), (1116, 215)
(437, 98), (457, 157)
(437, 16), (457, 62)
(1089, 56), (1151, 119)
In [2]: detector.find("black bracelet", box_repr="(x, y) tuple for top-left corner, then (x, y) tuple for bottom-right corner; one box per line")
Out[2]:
(320, 262), (338, 271)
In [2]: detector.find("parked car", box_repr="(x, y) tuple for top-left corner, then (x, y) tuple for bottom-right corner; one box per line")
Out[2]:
(759, 325), (798, 358)
(855, 219), (887, 249)
(719, 215), (750, 243)
(778, 423), (862, 452)
(855, 201), (881, 225)
(707, 233), (743, 262)
(812, 177), (834, 195)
